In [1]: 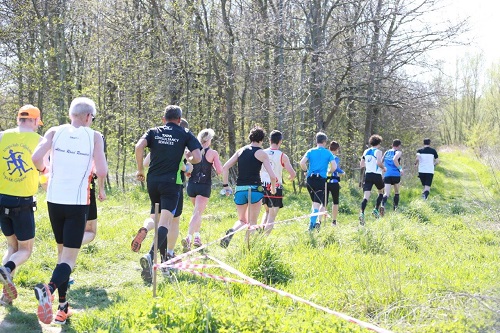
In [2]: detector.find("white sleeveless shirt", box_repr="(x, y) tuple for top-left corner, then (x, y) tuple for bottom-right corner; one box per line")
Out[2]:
(47, 124), (95, 205)
(260, 148), (284, 188)
(363, 147), (383, 175)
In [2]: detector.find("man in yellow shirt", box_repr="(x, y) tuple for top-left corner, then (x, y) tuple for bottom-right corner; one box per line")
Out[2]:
(0, 105), (44, 305)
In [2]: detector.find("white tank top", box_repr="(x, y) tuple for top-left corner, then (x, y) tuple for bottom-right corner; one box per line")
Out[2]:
(47, 124), (95, 205)
(363, 147), (383, 175)
(260, 148), (284, 188)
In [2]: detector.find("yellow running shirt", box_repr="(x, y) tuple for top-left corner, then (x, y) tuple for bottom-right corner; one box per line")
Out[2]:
(0, 129), (41, 197)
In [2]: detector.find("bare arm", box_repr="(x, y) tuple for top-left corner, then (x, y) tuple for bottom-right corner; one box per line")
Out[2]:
(376, 150), (386, 172)
(97, 175), (106, 201)
(434, 158), (439, 166)
(359, 156), (366, 168)
(135, 138), (147, 181)
(189, 148), (202, 165)
(393, 151), (402, 168)
(207, 150), (223, 175)
(93, 132), (108, 179)
(143, 152), (151, 168)
(222, 150), (240, 185)
(299, 154), (308, 171)
(282, 153), (296, 180)
(32, 128), (56, 171)
(329, 159), (338, 175)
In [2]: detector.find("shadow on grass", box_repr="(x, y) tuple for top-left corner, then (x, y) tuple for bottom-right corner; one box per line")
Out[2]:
(1, 304), (77, 333)
(69, 286), (112, 311)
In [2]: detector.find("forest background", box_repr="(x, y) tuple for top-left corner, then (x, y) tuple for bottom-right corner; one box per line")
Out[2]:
(1, 0), (499, 186)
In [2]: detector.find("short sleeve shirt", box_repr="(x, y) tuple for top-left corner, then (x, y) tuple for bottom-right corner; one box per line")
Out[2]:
(305, 146), (334, 178)
(143, 123), (202, 183)
(416, 147), (438, 174)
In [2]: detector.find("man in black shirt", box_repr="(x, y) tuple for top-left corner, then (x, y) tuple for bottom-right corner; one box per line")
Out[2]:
(135, 105), (201, 282)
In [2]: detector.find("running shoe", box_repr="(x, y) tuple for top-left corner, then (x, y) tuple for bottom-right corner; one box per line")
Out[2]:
(193, 236), (202, 248)
(131, 227), (148, 252)
(379, 206), (385, 217)
(393, 206), (398, 211)
(34, 283), (53, 324)
(220, 228), (234, 248)
(181, 237), (191, 253)
(0, 266), (17, 301)
(332, 220), (337, 226)
(372, 208), (380, 219)
(0, 290), (12, 306)
(314, 221), (321, 230)
(140, 253), (153, 283)
(359, 213), (365, 226)
(54, 302), (72, 325)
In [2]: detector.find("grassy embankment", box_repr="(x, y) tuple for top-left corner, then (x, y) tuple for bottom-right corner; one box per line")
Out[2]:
(0, 148), (499, 333)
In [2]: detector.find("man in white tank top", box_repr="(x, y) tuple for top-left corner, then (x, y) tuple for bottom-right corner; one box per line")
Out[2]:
(259, 130), (296, 234)
(32, 97), (107, 325)
(359, 134), (386, 225)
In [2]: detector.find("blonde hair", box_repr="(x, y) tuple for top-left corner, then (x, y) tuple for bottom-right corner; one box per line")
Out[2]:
(197, 128), (215, 144)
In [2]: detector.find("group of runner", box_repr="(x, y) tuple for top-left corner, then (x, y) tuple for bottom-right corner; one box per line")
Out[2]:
(0, 98), (107, 325)
(359, 135), (439, 225)
(0, 101), (439, 325)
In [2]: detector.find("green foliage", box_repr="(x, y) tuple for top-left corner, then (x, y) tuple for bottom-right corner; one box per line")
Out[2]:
(1, 148), (500, 333)
(239, 243), (293, 285)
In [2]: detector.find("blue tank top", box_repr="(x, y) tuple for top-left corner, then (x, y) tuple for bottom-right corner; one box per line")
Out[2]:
(237, 146), (262, 186)
(189, 148), (213, 184)
(383, 149), (401, 177)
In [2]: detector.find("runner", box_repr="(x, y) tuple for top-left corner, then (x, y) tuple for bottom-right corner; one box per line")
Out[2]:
(299, 132), (337, 231)
(359, 135), (386, 225)
(0, 105), (44, 305)
(134, 107), (201, 283)
(326, 141), (344, 226)
(259, 130), (296, 234)
(130, 118), (190, 260)
(31, 97), (107, 324)
(181, 128), (223, 252)
(380, 139), (403, 215)
(415, 138), (439, 199)
(220, 126), (276, 248)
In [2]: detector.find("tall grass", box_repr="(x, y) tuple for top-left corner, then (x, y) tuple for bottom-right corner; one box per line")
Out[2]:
(0, 148), (499, 332)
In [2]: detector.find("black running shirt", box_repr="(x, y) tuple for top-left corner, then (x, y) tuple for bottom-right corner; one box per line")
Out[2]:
(143, 123), (201, 183)
(237, 146), (263, 186)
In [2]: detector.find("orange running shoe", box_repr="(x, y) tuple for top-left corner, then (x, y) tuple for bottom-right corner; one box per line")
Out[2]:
(34, 283), (53, 324)
(54, 302), (72, 324)
(131, 227), (148, 252)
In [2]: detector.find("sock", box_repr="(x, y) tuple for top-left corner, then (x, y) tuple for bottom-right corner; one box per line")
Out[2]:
(49, 263), (72, 295)
(376, 194), (383, 209)
(167, 249), (174, 256)
(159, 234), (168, 262)
(382, 195), (388, 207)
(309, 208), (319, 230)
(58, 301), (68, 312)
(58, 277), (69, 302)
(394, 194), (400, 207)
(361, 199), (367, 213)
(193, 232), (200, 239)
(188, 234), (193, 241)
(149, 226), (168, 258)
(4, 261), (16, 273)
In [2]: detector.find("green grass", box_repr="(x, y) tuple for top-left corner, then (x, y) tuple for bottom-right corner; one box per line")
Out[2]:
(1, 148), (499, 332)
